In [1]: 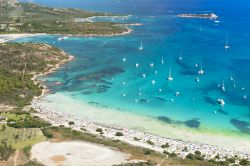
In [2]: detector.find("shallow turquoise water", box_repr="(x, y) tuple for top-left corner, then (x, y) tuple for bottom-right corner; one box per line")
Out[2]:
(16, 0), (250, 137)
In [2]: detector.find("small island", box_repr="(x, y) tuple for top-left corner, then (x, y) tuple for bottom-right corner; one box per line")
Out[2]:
(177, 13), (218, 19)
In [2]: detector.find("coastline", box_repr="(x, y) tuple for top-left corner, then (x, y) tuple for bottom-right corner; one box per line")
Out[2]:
(31, 99), (250, 160)
(0, 26), (133, 42)
(0, 33), (46, 43)
(3, 32), (250, 162)
(31, 53), (74, 100)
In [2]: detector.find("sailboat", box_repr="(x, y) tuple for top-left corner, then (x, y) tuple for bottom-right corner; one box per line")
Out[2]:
(198, 65), (204, 75)
(167, 66), (173, 81)
(151, 80), (156, 85)
(230, 74), (234, 81)
(178, 51), (183, 61)
(233, 80), (236, 88)
(161, 56), (164, 64)
(122, 56), (126, 62)
(225, 34), (230, 50)
(150, 63), (154, 68)
(222, 81), (226, 92)
(138, 40), (143, 51)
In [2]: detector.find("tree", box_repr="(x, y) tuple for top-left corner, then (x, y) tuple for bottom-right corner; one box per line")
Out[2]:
(2, 125), (6, 131)
(96, 128), (103, 133)
(239, 159), (249, 166)
(115, 132), (123, 136)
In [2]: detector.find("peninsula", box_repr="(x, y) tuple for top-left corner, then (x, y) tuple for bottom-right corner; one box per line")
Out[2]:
(0, 1), (130, 36)
(177, 13), (218, 19)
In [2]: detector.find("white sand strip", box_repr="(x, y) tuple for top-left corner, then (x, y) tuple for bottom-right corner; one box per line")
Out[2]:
(0, 34), (45, 43)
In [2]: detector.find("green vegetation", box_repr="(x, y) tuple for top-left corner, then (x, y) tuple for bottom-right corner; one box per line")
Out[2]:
(0, 1), (127, 35)
(239, 159), (249, 166)
(186, 152), (204, 161)
(169, 152), (178, 158)
(133, 137), (141, 141)
(96, 128), (103, 133)
(161, 142), (169, 149)
(0, 123), (45, 149)
(23, 145), (32, 157)
(0, 43), (69, 107)
(115, 132), (123, 136)
(0, 142), (15, 160)
(146, 140), (155, 146)
(114, 161), (156, 166)
(0, 39), (67, 162)
(68, 121), (75, 125)
(6, 112), (51, 128)
(20, 160), (45, 166)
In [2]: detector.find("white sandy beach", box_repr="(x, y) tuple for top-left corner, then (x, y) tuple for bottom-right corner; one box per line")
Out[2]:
(31, 99), (250, 161)
(0, 34), (46, 43)
(31, 141), (130, 166)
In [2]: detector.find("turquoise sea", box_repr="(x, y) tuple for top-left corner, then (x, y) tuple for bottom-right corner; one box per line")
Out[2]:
(17, 0), (250, 143)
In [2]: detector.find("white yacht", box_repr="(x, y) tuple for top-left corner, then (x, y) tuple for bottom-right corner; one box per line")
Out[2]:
(161, 56), (165, 64)
(222, 81), (226, 92)
(167, 66), (173, 81)
(198, 65), (204, 75)
(139, 40), (143, 51)
(225, 34), (230, 50)
(217, 99), (225, 106)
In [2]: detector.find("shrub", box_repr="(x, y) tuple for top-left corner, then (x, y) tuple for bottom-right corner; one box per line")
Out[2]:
(194, 150), (201, 155)
(217, 161), (229, 165)
(143, 149), (153, 155)
(23, 145), (32, 157)
(41, 129), (53, 138)
(133, 137), (141, 141)
(68, 121), (74, 125)
(80, 128), (86, 131)
(161, 143), (170, 149)
(0, 143), (15, 160)
(226, 157), (236, 163)
(2, 125), (6, 131)
(146, 140), (155, 145)
(215, 154), (220, 159)
(96, 128), (103, 133)
(239, 159), (249, 166)
(115, 132), (123, 136)
(183, 146), (188, 152)
(169, 152), (177, 157)
(7, 116), (51, 128)
(163, 150), (170, 155)
(186, 153), (196, 160)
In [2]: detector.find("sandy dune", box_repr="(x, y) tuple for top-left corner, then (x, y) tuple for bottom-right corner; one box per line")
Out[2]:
(31, 141), (129, 166)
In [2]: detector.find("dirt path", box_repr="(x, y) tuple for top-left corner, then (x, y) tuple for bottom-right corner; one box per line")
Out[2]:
(13, 151), (19, 166)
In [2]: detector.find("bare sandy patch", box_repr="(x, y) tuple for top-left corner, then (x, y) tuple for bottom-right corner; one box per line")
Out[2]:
(50, 155), (65, 164)
(31, 141), (130, 166)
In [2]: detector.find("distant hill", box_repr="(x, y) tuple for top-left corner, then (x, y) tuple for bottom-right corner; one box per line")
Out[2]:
(0, 0), (16, 7)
